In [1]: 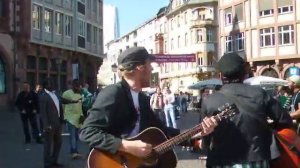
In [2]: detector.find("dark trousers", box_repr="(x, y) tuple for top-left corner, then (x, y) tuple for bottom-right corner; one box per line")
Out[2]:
(153, 109), (166, 125)
(43, 126), (62, 167)
(20, 113), (40, 142)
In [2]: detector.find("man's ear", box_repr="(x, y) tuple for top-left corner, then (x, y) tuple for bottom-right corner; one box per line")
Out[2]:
(136, 65), (145, 71)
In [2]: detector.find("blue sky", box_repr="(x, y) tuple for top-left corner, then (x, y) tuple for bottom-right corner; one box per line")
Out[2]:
(104, 0), (169, 36)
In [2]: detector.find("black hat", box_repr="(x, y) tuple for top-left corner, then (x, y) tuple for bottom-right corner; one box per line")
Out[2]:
(216, 53), (245, 78)
(117, 47), (155, 71)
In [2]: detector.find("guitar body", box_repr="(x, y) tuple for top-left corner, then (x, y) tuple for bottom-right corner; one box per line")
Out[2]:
(270, 129), (300, 168)
(88, 127), (177, 168)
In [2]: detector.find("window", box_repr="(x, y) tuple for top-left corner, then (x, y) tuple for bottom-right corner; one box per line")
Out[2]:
(177, 15), (180, 27)
(184, 33), (188, 46)
(279, 25), (294, 45)
(235, 4), (243, 22)
(177, 36), (181, 48)
(93, 27), (97, 44)
(259, 0), (273, 17)
(93, 0), (97, 12)
(184, 12), (187, 24)
(44, 9), (53, 32)
(225, 8), (232, 25)
(78, 20), (86, 37)
(278, 6), (293, 14)
(259, 9), (274, 16)
(65, 15), (72, 37)
(55, 12), (63, 34)
(260, 27), (275, 47)
(206, 30), (213, 42)
(86, 23), (91, 42)
(171, 19), (174, 30)
(78, 0), (85, 15)
(225, 36), (233, 52)
(164, 41), (168, 53)
(277, 0), (293, 14)
(0, 58), (6, 93)
(236, 32), (245, 51)
(171, 38), (174, 50)
(196, 29), (203, 43)
(32, 5), (41, 29)
(78, 20), (86, 48)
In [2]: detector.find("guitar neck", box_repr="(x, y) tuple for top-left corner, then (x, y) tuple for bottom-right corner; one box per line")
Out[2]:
(154, 114), (222, 155)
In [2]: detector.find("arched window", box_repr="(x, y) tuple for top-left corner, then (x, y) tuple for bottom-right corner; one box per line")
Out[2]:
(261, 68), (279, 78)
(0, 58), (5, 93)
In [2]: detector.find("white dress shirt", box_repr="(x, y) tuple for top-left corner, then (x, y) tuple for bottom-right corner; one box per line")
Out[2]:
(45, 89), (60, 117)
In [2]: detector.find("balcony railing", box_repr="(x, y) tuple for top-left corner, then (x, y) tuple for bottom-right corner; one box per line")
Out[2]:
(190, 19), (214, 28)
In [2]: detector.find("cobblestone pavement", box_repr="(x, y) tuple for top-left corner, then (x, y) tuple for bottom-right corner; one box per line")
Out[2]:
(0, 110), (206, 168)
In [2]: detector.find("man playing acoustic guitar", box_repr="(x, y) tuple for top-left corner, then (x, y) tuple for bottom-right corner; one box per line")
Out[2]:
(79, 47), (218, 168)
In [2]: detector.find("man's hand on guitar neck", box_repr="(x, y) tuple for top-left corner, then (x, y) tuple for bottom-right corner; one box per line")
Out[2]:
(119, 140), (153, 158)
(192, 116), (218, 139)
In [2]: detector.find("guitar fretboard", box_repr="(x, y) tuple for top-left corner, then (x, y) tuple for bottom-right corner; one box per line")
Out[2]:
(154, 114), (223, 155)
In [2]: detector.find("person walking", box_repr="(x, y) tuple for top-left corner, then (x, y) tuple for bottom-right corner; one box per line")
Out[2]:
(62, 79), (84, 159)
(150, 86), (165, 125)
(287, 75), (300, 134)
(81, 83), (93, 117)
(179, 91), (188, 114)
(15, 82), (42, 144)
(163, 87), (177, 128)
(38, 79), (65, 168)
(198, 53), (293, 168)
(79, 47), (217, 167)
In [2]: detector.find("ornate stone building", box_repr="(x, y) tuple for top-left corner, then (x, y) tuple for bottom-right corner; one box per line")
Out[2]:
(0, 0), (104, 108)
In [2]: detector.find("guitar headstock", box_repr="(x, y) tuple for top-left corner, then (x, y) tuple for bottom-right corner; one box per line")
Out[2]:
(215, 103), (238, 121)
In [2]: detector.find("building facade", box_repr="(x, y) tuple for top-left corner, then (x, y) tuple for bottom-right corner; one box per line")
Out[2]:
(0, 0), (104, 108)
(106, 0), (219, 92)
(158, 0), (219, 91)
(219, 0), (300, 79)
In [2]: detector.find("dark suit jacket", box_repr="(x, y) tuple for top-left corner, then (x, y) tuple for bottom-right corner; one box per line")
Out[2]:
(38, 90), (64, 129)
(79, 79), (178, 154)
(15, 90), (38, 114)
(200, 83), (293, 166)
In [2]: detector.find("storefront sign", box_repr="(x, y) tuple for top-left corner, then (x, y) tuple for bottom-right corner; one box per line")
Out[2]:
(154, 54), (196, 63)
(289, 67), (299, 76)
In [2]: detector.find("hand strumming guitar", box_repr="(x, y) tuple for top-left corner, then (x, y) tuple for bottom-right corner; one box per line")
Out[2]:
(119, 140), (153, 158)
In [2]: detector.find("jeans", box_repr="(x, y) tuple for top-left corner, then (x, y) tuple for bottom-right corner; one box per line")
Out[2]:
(164, 105), (177, 128)
(66, 121), (79, 153)
(180, 103), (187, 114)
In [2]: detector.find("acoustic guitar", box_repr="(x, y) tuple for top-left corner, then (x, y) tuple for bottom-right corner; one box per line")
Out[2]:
(87, 103), (238, 168)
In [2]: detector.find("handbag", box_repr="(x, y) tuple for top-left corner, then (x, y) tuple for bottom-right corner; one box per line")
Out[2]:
(220, 90), (300, 167)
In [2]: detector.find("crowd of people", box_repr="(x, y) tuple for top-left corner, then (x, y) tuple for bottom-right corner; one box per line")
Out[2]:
(15, 79), (102, 168)
(15, 46), (300, 168)
(149, 87), (191, 129)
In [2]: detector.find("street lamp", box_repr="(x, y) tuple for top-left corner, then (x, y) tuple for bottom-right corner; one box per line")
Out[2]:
(55, 56), (63, 93)
(111, 63), (117, 84)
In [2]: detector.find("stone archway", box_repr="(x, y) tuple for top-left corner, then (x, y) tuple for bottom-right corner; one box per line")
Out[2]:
(283, 66), (300, 80)
(261, 68), (279, 78)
